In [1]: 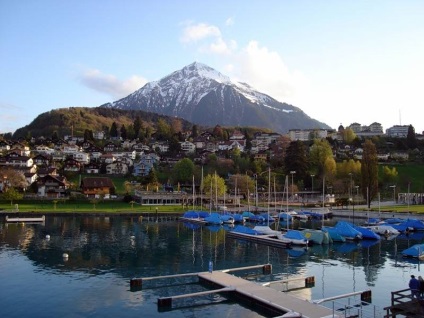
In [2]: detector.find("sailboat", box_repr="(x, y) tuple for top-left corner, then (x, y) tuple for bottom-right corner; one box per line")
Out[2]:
(277, 175), (308, 246)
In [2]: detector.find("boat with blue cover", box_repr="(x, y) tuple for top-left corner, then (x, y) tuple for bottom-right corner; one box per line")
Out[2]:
(204, 212), (223, 225)
(277, 230), (309, 246)
(322, 227), (346, 242)
(402, 243), (424, 260)
(334, 221), (363, 240)
(301, 229), (331, 244)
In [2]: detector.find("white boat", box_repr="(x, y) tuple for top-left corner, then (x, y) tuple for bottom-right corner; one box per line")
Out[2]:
(365, 225), (400, 236)
(277, 230), (309, 246)
(253, 225), (280, 235)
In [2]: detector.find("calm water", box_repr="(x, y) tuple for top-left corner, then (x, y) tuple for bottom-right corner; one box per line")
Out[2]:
(1, 215), (423, 318)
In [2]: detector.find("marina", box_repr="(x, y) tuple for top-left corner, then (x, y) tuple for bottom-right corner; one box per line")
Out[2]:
(1, 214), (424, 317)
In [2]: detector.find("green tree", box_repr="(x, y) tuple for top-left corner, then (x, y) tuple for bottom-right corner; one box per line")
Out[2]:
(2, 188), (23, 205)
(155, 118), (172, 140)
(227, 174), (255, 198)
(406, 125), (417, 149)
(309, 139), (334, 176)
(120, 124), (127, 140)
(83, 129), (94, 141)
(381, 165), (398, 187)
(361, 139), (379, 208)
(341, 128), (357, 144)
(284, 141), (308, 184)
(133, 116), (142, 139)
(109, 122), (118, 138)
(191, 124), (199, 138)
(202, 173), (227, 198)
(172, 158), (195, 184)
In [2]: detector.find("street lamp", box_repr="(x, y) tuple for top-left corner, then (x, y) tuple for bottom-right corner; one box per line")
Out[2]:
(311, 174), (315, 201)
(390, 185), (396, 205)
(348, 172), (353, 200)
(290, 171), (296, 201)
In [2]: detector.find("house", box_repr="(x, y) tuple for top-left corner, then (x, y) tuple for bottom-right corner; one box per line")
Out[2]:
(103, 142), (120, 153)
(0, 140), (11, 152)
(9, 141), (31, 156)
(0, 152), (34, 168)
(32, 154), (51, 167)
(37, 175), (68, 198)
(180, 140), (196, 154)
(80, 177), (115, 198)
(84, 163), (101, 174)
(106, 161), (128, 175)
(63, 158), (82, 172)
(133, 153), (160, 177)
(73, 152), (90, 164)
(37, 166), (58, 178)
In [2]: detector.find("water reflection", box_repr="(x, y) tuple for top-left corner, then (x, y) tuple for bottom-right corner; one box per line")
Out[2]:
(1, 215), (424, 315)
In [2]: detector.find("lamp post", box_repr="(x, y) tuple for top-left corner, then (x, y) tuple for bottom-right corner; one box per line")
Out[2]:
(348, 173), (353, 201)
(290, 171), (296, 202)
(390, 185), (396, 205)
(2, 175), (7, 192)
(311, 174), (315, 201)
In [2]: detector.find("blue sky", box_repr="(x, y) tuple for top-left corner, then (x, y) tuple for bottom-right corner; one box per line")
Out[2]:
(1, 1), (424, 134)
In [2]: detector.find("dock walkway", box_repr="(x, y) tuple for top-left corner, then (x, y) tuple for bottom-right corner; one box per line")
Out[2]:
(198, 270), (335, 318)
(132, 264), (337, 318)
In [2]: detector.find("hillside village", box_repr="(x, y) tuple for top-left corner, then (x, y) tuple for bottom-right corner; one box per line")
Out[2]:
(0, 121), (422, 202)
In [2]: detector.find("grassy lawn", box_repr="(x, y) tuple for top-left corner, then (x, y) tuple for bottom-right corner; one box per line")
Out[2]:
(0, 199), (186, 214)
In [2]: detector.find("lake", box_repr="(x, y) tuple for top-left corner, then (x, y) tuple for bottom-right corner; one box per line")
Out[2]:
(0, 215), (422, 317)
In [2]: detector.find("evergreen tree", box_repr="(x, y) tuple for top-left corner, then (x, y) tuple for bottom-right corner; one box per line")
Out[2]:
(406, 125), (417, 149)
(120, 124), (127, 140)
(133, 116), (142, 139)
(109, 122), (118, 138)
(361, 139), (378, 208)
(284, 141), (308, 184)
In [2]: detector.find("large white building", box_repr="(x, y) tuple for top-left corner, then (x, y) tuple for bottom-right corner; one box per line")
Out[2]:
(386, 125), (410, 138)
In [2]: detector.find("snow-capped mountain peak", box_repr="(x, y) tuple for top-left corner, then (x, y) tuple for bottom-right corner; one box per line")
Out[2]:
(104, 62), (330, 133)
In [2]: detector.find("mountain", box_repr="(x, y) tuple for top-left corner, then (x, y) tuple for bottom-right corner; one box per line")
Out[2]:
(101, 62), (330, 133)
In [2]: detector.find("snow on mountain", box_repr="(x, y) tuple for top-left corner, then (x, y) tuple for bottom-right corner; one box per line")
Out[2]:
(103, 62), (330, 133)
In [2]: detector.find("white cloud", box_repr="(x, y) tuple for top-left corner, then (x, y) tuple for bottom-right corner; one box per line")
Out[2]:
(78, 69), (147, 99)
(180, 22), (221, 43)
(229, 41), (308, 103)
(225, 17), (234, 26)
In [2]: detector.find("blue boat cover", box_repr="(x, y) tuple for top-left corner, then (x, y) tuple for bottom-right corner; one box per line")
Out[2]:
(233, 225), (258, 235)
(402, 244), (424, 258)
(285, 230), (307, 240)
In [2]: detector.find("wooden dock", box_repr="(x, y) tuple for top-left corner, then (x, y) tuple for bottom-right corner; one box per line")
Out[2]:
(198, 270), (334, 318)
(5, 215), (45, 223)
(131, 264), (337, 318)
(384, 288), (424, 317)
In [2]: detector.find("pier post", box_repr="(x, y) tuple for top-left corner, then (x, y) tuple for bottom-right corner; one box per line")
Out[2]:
(305, 276), (315, 287)
(263, 264), (272, 274)
(130, 278), (143, 288)
(360, 290), (372, 303)
(157, 297), (172, 308)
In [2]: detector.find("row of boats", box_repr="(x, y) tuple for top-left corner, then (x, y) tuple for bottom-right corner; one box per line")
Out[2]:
(181, 211), (424, 259)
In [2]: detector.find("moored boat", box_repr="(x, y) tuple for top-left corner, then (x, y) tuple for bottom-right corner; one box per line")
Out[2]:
(402, 243), (424, 260)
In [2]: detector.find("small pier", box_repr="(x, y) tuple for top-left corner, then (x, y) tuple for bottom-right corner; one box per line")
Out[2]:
(131, 264), (336, 318)
(5, 215), (45, 223)
(226, 231), (292, 249)
(384, 288), (424, 317)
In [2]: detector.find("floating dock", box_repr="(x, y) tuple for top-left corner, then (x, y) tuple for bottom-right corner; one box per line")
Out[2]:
(131, 264), (337, 318)
(5, 215), (45, 223)
(226, 230), (292, 249)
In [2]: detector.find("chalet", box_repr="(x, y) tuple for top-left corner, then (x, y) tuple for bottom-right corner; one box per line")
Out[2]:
(80, 177), (115, 198)
(37, 166), (58, 178)
(106, 161), (128, 175)
(34, 145), (55, 155)
(151, 141), (169, 153)
(132, 143), (150, 152)
(180, 140), (196, 153)
(103, 142), (120, 153)
(100, 153), (116, 164)
(32, 154), (51, 167)
(85, 162), (101, 174)
(0, 140), (11, 152)
(73, 152), (90, 164)
(37, 175), (68, 198)
(63, 158), (82, 172)
(9, 141), (31, 156)
(0, 152), (33, 168)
